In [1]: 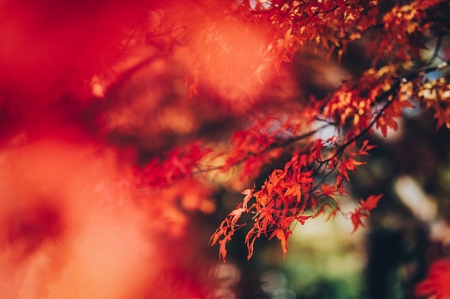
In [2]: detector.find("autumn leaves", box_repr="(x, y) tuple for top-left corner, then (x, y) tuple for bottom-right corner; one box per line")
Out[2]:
(211, 135), (381, 261)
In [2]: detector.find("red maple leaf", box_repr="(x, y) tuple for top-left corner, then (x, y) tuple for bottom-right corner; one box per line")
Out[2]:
(340, 158), (365, 181)
(229, 207), (246, 226)
(320, 183), (335, 199)
(242, 187), (254, 209)
(350, 208), (367, 233)
(357, 140), (377, 156)
(416, 259), (450, 299)
(359, 194), (382, 212)
(269, 229), (291, 258)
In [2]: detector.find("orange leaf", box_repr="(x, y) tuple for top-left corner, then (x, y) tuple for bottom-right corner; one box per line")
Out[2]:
(242, 187), (254, 209)
(296, 215), (311, 225)
(340, 158), (365, 181)
(229, 207), (245, 226)
(320, 183), (335, 199)
(245, 228), (257, 260)
(360, 194), (382, 212)
(219, 233), (233, 262)
(344, 158), (365, 170)
(219, 240), (227, 262)
(350, 208), (367, 233)
(357, 140), (377, 156)
(334, 176), (345, 195)
(210, 229), (221, 246)
(269, 229), (290, 258)
(312, 139), (324, 161)
(284, 182), (301, 202)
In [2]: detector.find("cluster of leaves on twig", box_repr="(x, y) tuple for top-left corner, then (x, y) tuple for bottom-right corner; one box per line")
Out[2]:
(250, 0), (379, 71)
(124, 0), (450, 264)
(209, 0), (450, 261)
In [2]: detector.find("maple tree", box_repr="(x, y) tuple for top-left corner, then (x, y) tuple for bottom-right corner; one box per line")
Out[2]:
(1, 0), (450, 298)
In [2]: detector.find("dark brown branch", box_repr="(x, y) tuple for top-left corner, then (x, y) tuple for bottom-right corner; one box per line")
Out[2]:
(429, 35), (443, 65)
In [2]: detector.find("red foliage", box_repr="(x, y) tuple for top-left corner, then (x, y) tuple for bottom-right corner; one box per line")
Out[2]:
(349, 195), (382, 233)
(209, 0), (450, 261)
(416, 259), (450, 299)
(2, 0), (450, 297)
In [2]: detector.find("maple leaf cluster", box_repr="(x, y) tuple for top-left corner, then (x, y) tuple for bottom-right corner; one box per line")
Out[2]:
(95, 1), (450, 295)
(211, 132), (382, 260)
(207, 0), (450, 264)
(252, 0), (379, 71)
